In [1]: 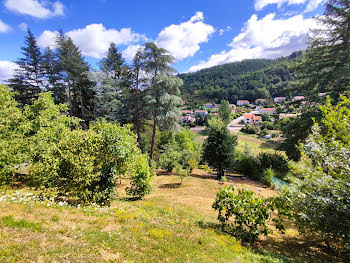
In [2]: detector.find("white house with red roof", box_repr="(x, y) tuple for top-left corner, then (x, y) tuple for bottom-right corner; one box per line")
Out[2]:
(243, 113), (262, 125)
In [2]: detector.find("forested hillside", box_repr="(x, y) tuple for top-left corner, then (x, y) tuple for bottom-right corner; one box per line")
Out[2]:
(179, 51), (303, 105)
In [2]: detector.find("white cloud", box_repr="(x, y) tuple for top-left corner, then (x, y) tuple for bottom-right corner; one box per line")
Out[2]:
(4, 0), (65, 19)
(122, 44), (142, 61)
(155, 11), (215, 61)
(37, 24), (147, 58)
(0, 19), (11, 33)
(0, 61), (18, 82)
(254, 0), (323, 12)
(305, 0), (324, 12)
(219, 26), (232, 36)
(18, 22), (28, 32)
(37, 30), (58, 48)
(189, 13), (317, 72)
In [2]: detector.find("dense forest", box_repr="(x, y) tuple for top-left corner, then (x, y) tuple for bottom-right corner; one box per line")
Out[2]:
(179, 51), (303, 105)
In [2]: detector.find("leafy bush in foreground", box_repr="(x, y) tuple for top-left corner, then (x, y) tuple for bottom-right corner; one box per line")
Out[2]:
(33, 120), (151, 204)
(213, 186), (279, 244)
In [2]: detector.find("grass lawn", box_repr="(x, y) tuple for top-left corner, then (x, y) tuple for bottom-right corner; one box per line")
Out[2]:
(0, 172), (348, 263)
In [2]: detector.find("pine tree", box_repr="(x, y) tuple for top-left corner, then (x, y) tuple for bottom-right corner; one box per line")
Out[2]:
(94, 43), (128, 120)
(142, 42), (182, 160)
(9, 29), (45, 105)
(297, 0), (350, 101)
(56, 33), (95, 126)
(42, 47), (66, 104)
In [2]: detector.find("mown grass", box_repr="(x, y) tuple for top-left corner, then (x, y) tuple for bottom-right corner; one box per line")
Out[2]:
(0, 174), (348, 262)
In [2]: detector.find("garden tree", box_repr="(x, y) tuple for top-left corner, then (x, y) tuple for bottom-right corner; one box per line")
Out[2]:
(280, 96), (350, 248)
(99, 43), (127, 81)
(8, 29), (45, 105)
(296, 0), (350, 101)
(0, 86), (26, 184)
(42, 47), (66, 104)
(0, 86), (80, 185)
(117, 49), (149, 143)
(218, 99), (233, 124)
(279, 107), (322, 161)
(94, 43), (129, 120)
(202, 117), (237, 180)
(159, 129), (201, 180)
(142, 42), (181, 160)
(56, 32), (95, 126)
(33, 120), (152, 204)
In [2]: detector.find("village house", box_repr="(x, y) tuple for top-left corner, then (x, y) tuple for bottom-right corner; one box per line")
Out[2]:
(259, 107), (277, 115)
(194, 109), (208, 117)
(181, 110), (193, 116)
(204, 103), (215, 108)
(180, 116), (196, 124)
(293, 96), (305, 101)
(274, 97), (286, 103)
(236, 100), (250, 106)
(243, 113), (262, 125)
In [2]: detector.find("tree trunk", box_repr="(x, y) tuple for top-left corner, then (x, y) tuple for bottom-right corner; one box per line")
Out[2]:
(135, 70), (141, 144)
(217, 169), (224, 181)
(149, 115), (157, 161)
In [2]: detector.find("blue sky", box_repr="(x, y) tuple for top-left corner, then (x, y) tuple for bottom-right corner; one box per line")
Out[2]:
(0, 0), (325, 81)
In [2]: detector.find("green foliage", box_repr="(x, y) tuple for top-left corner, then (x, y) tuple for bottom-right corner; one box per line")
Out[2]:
(0, 87), (79, 185)
(240, 124), (260, 134)
(261, 121), (274, 130)
(261, 168), (274, 187)
(283, 97), (350, 248)
(202, 117), (237, 180)
(32, 120), (148, 204)
(8, 29), (44, 105)
(159, 129), (201, 180)
(235, 154), (261, 180)
(126, 154), (153, 199)
(1, 215), (42, 232)
(218, 99), (233, 124)
(212, 186), (272, 244)
(279, 108), (321, 161)
(258, 152), (289, 180)
(179, 53), (302, 104)
(296, 0), (350, 101)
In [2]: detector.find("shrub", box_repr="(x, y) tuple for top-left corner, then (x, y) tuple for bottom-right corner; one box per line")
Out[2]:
(235, 155), (261, 180)
(262, 121), (274, 130)
(261, 168), (274, 187)
(32, 120), (151, 204)
(212, 186), (272, 244)
(258, 152), (289, 179)
(240, 124), (260, 134)
(126, 155), (153, 199)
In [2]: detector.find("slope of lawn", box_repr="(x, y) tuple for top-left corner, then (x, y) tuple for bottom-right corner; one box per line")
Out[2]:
(1, 173), (348, 263)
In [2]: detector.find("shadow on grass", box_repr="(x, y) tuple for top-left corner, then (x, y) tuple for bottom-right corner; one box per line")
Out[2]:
(260, 140), (280, 150)
(198, 129), (208, 136)
(158, 183), (182, 189)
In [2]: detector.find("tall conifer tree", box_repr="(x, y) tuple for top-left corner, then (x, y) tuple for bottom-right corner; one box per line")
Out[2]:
(297, 0), (350, 101)
(9, 29), (45, 105)
(56, 33), (95, 126)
